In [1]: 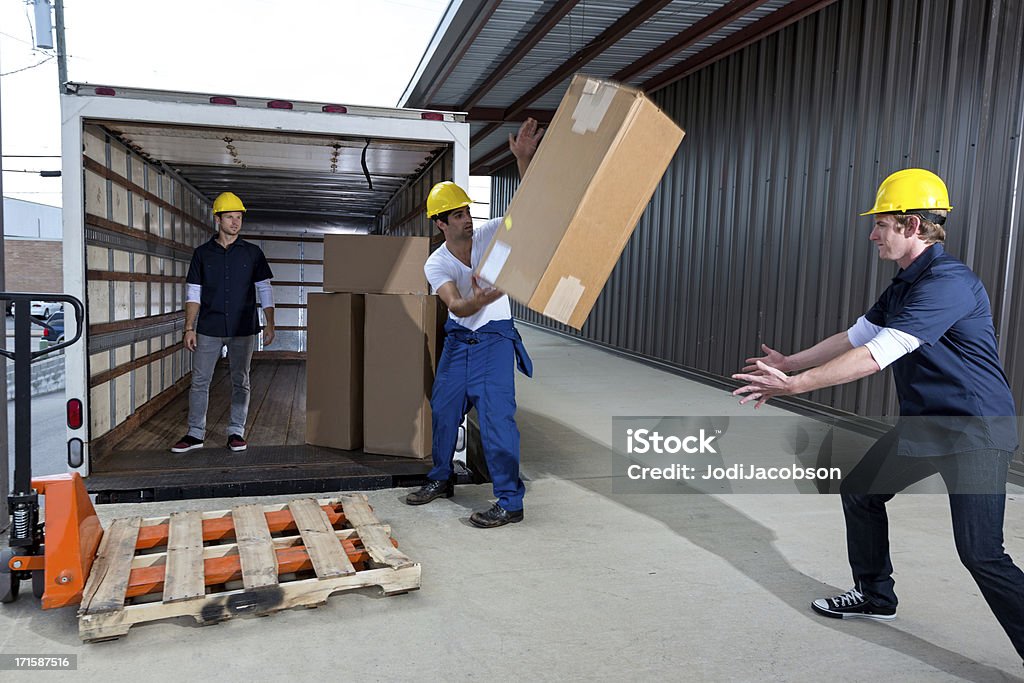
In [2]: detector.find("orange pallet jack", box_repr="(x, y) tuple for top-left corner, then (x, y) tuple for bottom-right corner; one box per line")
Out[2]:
(0, 293), (97, 606)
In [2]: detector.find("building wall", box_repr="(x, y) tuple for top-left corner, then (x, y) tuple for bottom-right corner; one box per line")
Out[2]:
(3, 197), (63, 294)
(3, 239), (63, 294)
(493, 0), (1024, 420)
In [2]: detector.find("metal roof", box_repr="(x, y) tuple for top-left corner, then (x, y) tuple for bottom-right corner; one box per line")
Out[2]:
(100, 121), (446, 221)
(401, 0), (836, 174)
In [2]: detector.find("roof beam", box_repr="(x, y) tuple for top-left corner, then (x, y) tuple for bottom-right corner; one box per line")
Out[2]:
(471, 153), (516, 176)
(407, 0), (503, 108)
(470, 139), (516, 175)
(504, 0), (675, 120)
(459, 0), (584, 111)
(469, 0), (674, 149)
(465, 107), (556, 124)
(642, 0), (839, 93)
(612, 0), (773, 83)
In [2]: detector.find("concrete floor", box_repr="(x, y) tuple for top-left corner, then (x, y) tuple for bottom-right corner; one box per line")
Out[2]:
(2, 326), (1023, 681)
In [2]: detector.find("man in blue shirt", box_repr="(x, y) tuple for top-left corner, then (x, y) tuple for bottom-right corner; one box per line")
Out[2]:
(171, 191), (275, 454)
(733, 169), (1024, 662)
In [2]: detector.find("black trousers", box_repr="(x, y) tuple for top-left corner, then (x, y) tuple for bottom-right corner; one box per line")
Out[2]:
(840, 429), (1024, 660)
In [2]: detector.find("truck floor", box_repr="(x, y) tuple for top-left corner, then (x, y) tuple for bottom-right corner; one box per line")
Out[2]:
(86, 359), (430, 501)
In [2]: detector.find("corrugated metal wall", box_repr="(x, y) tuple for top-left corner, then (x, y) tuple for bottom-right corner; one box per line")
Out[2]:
(493, 0), (1024, 418)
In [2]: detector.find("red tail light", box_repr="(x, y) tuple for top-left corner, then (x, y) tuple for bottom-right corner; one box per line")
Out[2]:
(67, 398), (83, 429)
(322, 105), (348, 114)
(210, 96), (237, 105)
(421, 112), (444, 121)
(94, 87), (116, 96)
(267, 100), (293, 109)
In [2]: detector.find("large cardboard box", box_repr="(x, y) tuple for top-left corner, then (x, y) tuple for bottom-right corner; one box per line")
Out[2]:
(363, 294), (444, 458)
(305, 292), (364, 450)
(323, 235), (432, 294)
(476, 74), (685, 329)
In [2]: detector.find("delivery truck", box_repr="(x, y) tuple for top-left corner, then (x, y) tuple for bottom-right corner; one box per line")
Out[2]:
(59, 82), (470, 502)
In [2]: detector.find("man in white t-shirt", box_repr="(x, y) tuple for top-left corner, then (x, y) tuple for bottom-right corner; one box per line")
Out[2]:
(405, 118), (543, 528)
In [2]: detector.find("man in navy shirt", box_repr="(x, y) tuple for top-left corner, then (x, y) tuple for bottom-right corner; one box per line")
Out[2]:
(733, 169), (1024, 662)
(171, 191), (275, 454)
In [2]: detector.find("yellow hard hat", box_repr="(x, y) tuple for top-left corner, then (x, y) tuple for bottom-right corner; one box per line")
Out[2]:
(861, 169), (953, 216)
(213, 191), (246, 214)
(426, 181), (472, 219)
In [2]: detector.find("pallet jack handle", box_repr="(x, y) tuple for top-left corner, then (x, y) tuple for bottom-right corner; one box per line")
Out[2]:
(1, 293), (85, 545)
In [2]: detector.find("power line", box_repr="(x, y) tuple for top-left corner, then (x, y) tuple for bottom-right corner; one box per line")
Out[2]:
(0, 55), (55, 77)
(0, 29), (34, 47)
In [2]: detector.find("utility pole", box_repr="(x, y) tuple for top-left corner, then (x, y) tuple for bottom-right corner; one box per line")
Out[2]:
(0, 45), (11, 532)
(54, 0), (68, 89)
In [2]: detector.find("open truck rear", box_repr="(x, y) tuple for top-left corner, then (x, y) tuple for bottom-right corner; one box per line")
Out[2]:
(59, 83), (469, 502)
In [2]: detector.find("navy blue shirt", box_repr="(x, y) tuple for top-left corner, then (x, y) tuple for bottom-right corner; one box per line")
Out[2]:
(186, 237), (273, 337)
(865, 243), (1017, 456)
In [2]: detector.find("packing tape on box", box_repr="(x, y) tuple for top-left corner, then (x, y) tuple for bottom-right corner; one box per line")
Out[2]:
(571, 79), (616, 134)
(479, 239), (511, 286)
(543, 275), (586, 324)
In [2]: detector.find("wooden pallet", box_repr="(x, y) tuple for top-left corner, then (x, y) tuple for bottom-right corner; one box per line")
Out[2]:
(77, 494), (420, 642)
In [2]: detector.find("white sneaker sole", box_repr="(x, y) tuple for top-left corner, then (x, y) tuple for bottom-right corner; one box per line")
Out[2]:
(228, 444), (247, 452)
(811, 599), (896, 620)
(170, 442), (203, 453)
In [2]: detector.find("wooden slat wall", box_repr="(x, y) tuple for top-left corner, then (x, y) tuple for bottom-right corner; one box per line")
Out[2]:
(84, 124), (212, 441)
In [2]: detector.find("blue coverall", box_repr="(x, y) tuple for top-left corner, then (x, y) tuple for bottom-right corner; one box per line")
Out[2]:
(427, 318), (532, 511)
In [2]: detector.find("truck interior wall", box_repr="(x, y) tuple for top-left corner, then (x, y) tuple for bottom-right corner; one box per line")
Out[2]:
(376, 147), (453, 238)
(492, 0), (1024, 424)
(82, 123), (212, 457)
(247, 233), (323, 356)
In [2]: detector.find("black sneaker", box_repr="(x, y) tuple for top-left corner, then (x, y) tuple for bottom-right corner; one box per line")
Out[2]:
(812, 588), (896, 620)
(227, 434), (247, 452)
(469, 503), (524, 528)
(170, 434), (203, 453)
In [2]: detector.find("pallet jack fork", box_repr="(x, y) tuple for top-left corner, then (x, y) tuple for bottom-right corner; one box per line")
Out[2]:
(0, 293), (98, 607)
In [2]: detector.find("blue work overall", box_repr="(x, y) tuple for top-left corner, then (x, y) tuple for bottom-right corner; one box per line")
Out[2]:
(428, 318), (533, 511)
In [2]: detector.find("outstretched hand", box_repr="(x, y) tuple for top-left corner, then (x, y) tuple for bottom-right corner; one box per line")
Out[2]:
(731, 361), (794, 409)
(742, 343), (789, 373)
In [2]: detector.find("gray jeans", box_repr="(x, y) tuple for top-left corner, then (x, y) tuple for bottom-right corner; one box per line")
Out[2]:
(187, 333), (256, 440)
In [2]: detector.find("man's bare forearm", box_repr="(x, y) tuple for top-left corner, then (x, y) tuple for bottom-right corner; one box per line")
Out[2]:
(786, 332), (853, 372)
(184, 302), (199, 331)
(791, 346), (879, 394)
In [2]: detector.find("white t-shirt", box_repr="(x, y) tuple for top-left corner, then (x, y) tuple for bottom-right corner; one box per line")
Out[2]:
(423, 217), (512, 331)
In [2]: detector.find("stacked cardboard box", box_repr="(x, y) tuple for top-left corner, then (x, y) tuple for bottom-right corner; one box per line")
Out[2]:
(306, 234), (441, 459)
(306, 292), (364, 450)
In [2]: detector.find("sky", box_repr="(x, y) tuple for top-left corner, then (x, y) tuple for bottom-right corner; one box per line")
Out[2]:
(0, 0), (452, 208)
